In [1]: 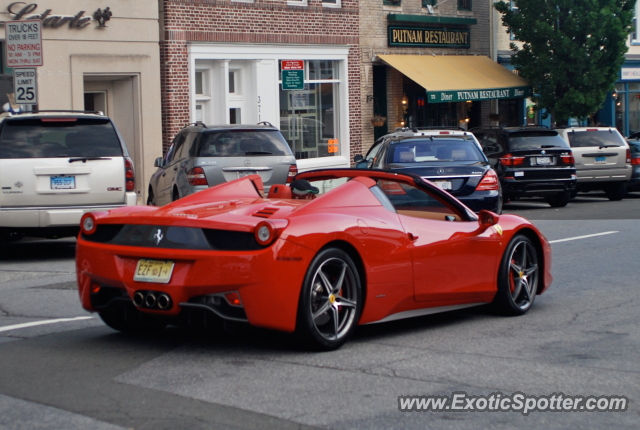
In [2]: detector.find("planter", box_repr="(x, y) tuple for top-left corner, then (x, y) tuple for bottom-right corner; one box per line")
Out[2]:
(371, 116), (386, 127)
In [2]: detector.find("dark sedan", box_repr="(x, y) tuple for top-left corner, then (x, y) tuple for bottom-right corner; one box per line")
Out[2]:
(354, 128), (501, 213)
(625, 138), (640, 192)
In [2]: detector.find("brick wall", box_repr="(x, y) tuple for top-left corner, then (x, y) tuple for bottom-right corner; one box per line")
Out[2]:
(359, 0), (492, 152)
(160, 0), (361, 157)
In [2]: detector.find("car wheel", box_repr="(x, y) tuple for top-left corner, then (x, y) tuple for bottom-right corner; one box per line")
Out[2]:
(492, 234), (539, 316)
(147, 190), (155, 206)
(605, 182), (627, 201)
(295, 248), (362, 351)
(99, 305), (167, 333)
(545, 191), (570, 207)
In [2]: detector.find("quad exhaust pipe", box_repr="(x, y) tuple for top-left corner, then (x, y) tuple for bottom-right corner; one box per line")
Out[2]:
(133, 291), (172, 311)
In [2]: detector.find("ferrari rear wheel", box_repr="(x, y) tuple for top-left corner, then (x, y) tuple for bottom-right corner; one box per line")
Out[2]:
(492, 235), (539, 316)
(296, 248), (362, 351)
(99, 305), (168, 333)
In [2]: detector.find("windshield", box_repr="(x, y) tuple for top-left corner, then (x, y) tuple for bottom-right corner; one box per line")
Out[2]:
(387, 138), (486, 163)
(508, 132), (570, 151)
(568, 130), (626, 148)
(0, 118), (123, 159)
(197, 131), (293, 157)
(628, 141), (640, 154)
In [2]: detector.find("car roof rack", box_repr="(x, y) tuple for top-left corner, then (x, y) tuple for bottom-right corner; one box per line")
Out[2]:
(394, 126), (468, 132)
(14, 110), (104, 116)
(257, 121), (274, 127)
(468, 125), (504, 131)
(185, 121), (207, 128)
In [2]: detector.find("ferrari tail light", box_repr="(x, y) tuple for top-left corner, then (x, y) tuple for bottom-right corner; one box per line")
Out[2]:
(124, 157), (135, 192)
(81, 213), (98, 235)
(499, 154), (525, 167)
(187, 167), (208, 186)
(560, 154), (575, 165)
(224, 292), (243, 307)
(627, 148), (632, 164)
(286, 164), (298, 184)
(255, 221), (276, 246)
(476, 169), (499, 191)
(631, 157), (640, 165)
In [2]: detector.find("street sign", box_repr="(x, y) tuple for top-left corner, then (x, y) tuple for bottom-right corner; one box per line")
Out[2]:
(13, 68), (37, 104)
(281, 60), (304, 90)
(5, 20), (43, 68)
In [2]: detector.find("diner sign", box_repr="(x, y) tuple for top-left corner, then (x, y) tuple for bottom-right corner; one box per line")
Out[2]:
(388, 26), (470, 48)
(428, 86), (532, 103)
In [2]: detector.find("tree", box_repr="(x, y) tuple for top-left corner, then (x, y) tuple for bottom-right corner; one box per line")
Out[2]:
(494, 0), (636, 123)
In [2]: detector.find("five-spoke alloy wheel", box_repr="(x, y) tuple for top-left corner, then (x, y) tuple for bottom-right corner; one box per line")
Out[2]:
(296, 248), (362, 351)
(492, 234), (539, 316)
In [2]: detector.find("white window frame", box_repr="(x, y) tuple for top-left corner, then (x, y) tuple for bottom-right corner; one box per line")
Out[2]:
(509, 0), (518, 41)
(194, 68), (211, 124)
(188, 44), (350, 171)
(322, 0), (341, 8)
(633, 2), (640, 45)
(287, 0), (308, 6)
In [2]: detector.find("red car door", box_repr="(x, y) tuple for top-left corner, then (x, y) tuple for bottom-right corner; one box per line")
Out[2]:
(378, 179), (500, 304)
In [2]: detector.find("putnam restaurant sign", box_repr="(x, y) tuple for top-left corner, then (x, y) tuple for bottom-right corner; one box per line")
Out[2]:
(428, 86), (532, 103)
(388, 26), (470, 48)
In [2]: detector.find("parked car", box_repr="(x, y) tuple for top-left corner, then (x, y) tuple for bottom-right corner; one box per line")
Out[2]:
(148, 122), (298, 206)
(624, 137), (640, 192)
(555, 127), (631, 200)
(354, 127), (502, 213)
(0, 111), (136, 241)
(471, 127), (577, 207)
(76, 169), (551, 350)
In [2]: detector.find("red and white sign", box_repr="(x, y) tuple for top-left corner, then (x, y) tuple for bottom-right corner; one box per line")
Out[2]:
(282, 60), (303, 71)
(5, 20), (43, 67)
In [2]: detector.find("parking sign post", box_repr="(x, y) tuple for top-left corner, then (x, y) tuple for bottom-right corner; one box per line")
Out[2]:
(5, 20), (43, 108)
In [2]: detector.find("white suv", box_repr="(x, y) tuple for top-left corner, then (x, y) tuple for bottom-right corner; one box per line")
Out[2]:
(0, 111), (137, 241)
(555, 127), (631, 200)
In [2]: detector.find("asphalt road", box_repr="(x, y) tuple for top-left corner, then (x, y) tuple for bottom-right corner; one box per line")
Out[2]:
(0, 191), (638, 430)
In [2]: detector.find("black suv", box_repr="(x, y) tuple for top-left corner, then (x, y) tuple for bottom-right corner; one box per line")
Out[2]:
(471, 127), (577, 207)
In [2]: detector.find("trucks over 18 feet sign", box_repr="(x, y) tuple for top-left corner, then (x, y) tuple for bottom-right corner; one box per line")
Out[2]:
(5, 20), (43, 67)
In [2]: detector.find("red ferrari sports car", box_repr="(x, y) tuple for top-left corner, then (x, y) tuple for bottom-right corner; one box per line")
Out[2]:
(76, 169), (552, 350)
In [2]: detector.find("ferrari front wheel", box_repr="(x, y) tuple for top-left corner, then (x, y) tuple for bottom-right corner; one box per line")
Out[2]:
(492, 235), (539, 316)
(296, 248), (362, 351)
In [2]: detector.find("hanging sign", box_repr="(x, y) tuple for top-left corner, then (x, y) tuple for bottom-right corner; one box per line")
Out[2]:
(5, 20), (43, 67)
(281, 60), (304, 90)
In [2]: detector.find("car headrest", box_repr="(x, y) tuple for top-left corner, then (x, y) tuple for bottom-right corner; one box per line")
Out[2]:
(397, 150), (414, 163)
(268, 184), (292, 199)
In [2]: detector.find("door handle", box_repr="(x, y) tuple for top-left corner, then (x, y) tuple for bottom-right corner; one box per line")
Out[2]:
(173, 167), (178, 171)
(408, 233), (419, 241)
(162, 173), (166, 177)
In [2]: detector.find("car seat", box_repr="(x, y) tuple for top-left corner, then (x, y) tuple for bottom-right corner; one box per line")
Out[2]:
(268, 184), (292, 199)
(396, 149), (414, 163)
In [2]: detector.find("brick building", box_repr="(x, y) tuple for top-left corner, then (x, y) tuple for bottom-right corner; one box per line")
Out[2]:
(359, 0), (529, 155)
(159, 0), (360, 172)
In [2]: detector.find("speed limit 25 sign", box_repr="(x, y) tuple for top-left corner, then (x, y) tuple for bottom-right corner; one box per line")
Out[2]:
(13, 68), (37, 104)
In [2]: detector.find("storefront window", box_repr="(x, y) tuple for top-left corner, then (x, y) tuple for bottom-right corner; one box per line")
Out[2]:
(615, 91), (626, 136)
(279, 61), (340, 160)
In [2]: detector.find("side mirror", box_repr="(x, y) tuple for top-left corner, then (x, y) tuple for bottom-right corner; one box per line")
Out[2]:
(154, 157), (163, 168)
(478, 210), (499, 228)
(356, 162), (368, 169)
(353, 154), (364, 163)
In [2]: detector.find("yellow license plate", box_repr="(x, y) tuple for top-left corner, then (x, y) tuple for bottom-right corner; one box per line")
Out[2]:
(133, 259), (175, 284)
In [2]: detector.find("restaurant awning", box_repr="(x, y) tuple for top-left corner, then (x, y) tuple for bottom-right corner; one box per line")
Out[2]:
(377, 55), (532, 103)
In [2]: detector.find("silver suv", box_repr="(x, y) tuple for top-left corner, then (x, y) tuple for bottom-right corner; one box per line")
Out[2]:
(148, 123), (297, 206)
(0, 111), (137, 241)
(555, 127), (631, 200)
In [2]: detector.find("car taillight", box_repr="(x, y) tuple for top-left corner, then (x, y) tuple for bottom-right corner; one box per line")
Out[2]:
(286, 164), (298, 184)
(80, 213), (97, 235)
(631, 158), (640, 165)
(499, 154), (524, 166)
(124, 157), (135, 192)
(254, 221), (276, 246)
(560, 154), (575, 165)
(627, 148), (632, 164)
(476, 169), (499, 191)
(187, 167), (208, 186)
